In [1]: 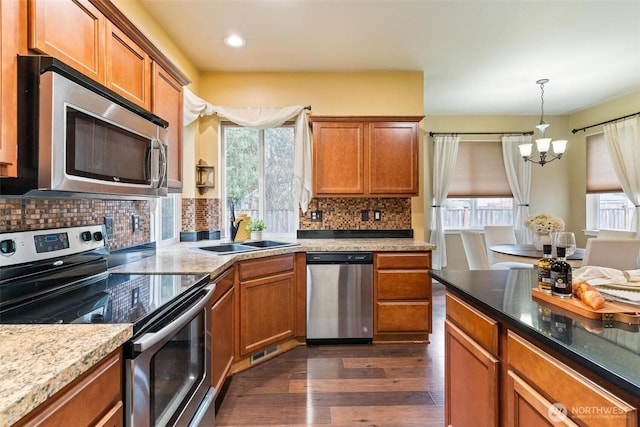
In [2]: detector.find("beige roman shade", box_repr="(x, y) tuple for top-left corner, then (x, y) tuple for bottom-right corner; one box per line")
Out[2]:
(448, 140), (511, 197)
(586, 132), (622, 193)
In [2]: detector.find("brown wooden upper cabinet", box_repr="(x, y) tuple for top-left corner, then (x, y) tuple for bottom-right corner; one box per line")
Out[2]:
(152, 62), (183, 190)
(311, 116), (423, 197)
(0, 0), (22, 177)
(106, 22), (151, 109)
(29, 0), (107, 84)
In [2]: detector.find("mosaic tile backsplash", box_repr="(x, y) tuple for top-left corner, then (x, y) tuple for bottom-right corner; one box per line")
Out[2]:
(182, 198), (221, 232)
(299, 197), (411, 230)
(0, 198), (150, 250)
(1, 195), (412, 251)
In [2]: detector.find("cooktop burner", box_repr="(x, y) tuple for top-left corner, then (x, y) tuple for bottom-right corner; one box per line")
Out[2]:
(0, 225), (210, 333)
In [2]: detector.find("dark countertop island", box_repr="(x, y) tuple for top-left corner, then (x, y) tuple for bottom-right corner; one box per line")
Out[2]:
(430, 269), (640, 399)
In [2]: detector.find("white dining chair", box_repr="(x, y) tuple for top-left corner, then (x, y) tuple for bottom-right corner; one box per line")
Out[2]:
(484, 225), (518, 265)
(597, 229), (638, 239)
(581, 238), (640, 270)
(460, 230), (533, 270)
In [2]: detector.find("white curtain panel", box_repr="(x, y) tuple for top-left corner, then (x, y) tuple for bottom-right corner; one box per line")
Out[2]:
(502, 135), (533, 244)
(429, 135), (459, 269)
(182, 88), (312, 213)
(604, 117), (640, 233)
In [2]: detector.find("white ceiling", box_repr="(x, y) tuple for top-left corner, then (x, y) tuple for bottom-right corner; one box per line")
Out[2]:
(140, 0), (640, 115)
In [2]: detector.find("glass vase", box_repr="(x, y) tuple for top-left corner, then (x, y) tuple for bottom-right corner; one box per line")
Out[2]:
(533, 232), (552, 251)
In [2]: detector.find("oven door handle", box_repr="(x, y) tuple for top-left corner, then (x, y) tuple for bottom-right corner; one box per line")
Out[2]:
(133, 283), (215, 353)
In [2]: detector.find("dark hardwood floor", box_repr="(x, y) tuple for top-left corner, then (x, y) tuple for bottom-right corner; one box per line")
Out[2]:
(214, 282), (445, 426)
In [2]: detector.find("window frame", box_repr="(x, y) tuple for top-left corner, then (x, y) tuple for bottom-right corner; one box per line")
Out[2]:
(220, 122), (297, 238)
(152, 193), (181, 247)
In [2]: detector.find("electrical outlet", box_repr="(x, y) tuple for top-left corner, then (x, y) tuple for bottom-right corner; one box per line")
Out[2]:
(132, 214), (140, 232)
(131, 288), (139, 307)
(310, 210), (323, 222)
(361, 210), (369, 221)
(374, 210), (382, 221)
(103, 216), (114, 237)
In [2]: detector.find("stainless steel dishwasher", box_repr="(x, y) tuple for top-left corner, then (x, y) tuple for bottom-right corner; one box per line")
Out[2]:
(306, 252), (374, 344)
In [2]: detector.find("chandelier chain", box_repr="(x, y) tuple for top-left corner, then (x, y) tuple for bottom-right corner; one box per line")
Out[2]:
(539, 82), (545, 122)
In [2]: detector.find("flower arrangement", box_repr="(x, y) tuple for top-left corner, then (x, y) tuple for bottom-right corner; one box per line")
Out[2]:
(246, 218), (267, 232)
(524, 213), (565, 234)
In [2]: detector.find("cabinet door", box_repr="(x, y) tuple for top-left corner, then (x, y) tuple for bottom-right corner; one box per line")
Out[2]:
(239, 271), (295, 356)
(152, 62), (183, 190)
(0, 0), (21, 177)
(106, 22), (151, 109)
(368, 121), (418, 195)
(211, 286), (235, 392)
(445, 319), (499, 427)
(312, 121), (365, 196)
(506, 370), (579, 427)
(29, 0), (106, 83)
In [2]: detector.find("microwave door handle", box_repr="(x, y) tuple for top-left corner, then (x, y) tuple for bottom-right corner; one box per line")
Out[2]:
(147, 139), (164, 188)
(157, 139), (167, 188)
(144, 139), (156, 188)
(133, 283), (216, 353)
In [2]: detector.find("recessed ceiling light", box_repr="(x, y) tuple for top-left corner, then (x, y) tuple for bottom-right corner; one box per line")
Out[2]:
(224, 34), (245, 47)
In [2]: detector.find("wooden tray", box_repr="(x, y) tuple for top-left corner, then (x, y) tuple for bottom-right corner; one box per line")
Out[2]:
(532, 288), (640, 325)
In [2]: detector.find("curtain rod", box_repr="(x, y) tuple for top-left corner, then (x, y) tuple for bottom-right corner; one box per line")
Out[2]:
(428, 131), (534, 137)
(571, 111), (640, 134)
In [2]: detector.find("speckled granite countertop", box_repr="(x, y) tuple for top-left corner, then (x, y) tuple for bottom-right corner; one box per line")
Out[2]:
(109, 237), (435, 275)
(2, 237), (432, 425)
(0, 324), (132, 426)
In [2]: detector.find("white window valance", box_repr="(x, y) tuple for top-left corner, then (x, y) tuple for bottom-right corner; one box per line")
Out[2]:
(183, 87), (312, 213)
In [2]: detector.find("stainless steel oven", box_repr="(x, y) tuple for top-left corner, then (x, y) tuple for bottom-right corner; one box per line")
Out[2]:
(126, 280), (216, 427)
(0, 225), (217, 426)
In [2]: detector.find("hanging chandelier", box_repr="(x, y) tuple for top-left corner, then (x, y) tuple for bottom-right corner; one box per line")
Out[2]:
(519, 79), (567, 166)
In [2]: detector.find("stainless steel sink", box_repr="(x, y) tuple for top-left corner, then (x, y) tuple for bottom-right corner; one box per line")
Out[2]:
(196, 240), (297, 255)
(197, 243), (257, 254)
(242, 240), (296, 249)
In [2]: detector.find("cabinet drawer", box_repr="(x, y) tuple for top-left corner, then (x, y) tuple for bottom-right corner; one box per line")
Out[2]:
(507, 331), (636, 427)
(376, 301), (430, 332)
(376, 252), (431, 269)
(446, 293), (498, 356)
(377, 270), (429, 300)
(211, 267), (234, 303)
(16, 349), (122, 426)
(238, 254), (294, 281)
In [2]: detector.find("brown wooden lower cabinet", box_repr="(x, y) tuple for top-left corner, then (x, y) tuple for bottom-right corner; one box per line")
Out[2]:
(15, 348), (123, 427)
(374, 252), (432, 342)
(237, 255), (296, 357)
(210, 267), (235, 393)
(445, 291), (638, 427)
(445, 319), (499, 427)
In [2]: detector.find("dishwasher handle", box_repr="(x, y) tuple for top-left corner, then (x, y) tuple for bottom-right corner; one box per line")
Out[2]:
(306, 252), (373, 264)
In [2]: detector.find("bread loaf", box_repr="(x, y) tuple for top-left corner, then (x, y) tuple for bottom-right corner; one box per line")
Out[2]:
(572, 279), (605, 310)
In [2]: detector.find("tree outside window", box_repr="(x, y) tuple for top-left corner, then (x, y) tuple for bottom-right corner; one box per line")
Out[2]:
(223, 125), (297, 236)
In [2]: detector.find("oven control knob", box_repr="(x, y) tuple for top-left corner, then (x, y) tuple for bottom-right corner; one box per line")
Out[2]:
(93, 231), (104, 242)
(80, 231), (92, 242)
(0, 239), (16, 255)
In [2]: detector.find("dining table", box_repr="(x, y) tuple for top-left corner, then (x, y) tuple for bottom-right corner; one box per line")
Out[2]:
(489, 244), (585, 268)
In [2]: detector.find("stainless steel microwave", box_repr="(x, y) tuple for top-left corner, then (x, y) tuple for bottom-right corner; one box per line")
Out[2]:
(0, 55), (169, 198)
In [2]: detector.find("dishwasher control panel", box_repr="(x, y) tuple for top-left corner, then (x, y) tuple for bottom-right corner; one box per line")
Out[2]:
(306, 252), (373, 264)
